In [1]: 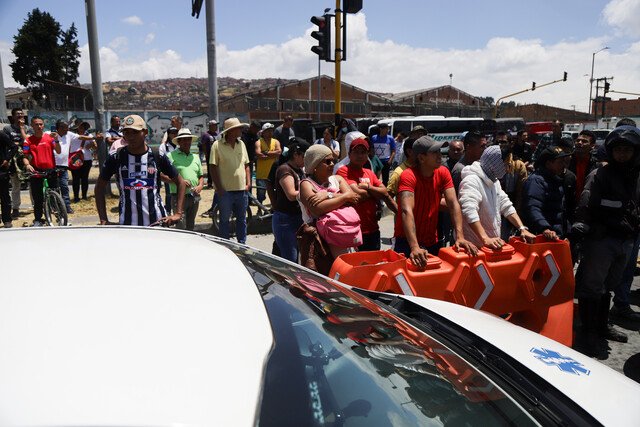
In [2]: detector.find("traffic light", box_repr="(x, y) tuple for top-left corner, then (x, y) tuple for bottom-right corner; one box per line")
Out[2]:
(604, 81), (610, 93)
(563, 71), (567, 81)
(532, 82), (536, 91)
(310, 15), (331, 61)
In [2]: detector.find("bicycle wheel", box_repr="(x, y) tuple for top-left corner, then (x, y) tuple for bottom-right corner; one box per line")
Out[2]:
(44, 190), (68, 226)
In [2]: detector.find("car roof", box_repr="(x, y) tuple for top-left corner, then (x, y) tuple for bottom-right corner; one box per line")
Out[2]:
(0, 227), (273, 427)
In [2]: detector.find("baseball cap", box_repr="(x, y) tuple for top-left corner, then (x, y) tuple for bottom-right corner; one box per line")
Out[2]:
(349, 138), (369, 152)
(536, 146), (571, 167)
(412, 135), (448, 156)
(261, 122), (275, 131)
(122, 114), (146, 131)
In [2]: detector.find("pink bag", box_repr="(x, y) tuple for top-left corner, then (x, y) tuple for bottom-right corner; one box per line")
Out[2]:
(316, 206), (363, 248)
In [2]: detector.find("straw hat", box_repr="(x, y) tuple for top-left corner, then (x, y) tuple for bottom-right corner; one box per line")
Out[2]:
(174, 128), (198, 141)
(220, 117), (249, 134)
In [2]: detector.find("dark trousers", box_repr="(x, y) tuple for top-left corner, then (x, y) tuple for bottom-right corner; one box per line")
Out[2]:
(0, 175), (11, 224)
(358, 230), (381, 251)
(30, 172), (59, 222)
(381, 160), (391, 186)
(204, 145), (212, 186)
(71, 160), (92, 200)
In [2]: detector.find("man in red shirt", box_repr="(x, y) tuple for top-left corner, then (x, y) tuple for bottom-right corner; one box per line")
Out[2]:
(337, 138), (397, 251)
(22, 116), (61, 226)
(394, 136), (478, 268)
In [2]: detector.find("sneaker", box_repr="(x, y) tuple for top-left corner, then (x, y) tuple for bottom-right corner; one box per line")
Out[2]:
(11, 209), (19, 219)
(32, 221), (43, 227)
(67, 207), (74, 214)
(73, 198), (80, 203)
(610, 305), (640, 322)
(4, 222), (12, 228)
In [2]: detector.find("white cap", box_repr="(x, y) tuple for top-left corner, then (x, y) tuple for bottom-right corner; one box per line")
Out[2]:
(261, 122), (275, 131)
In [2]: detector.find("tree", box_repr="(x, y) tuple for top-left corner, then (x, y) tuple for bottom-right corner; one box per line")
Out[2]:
(60, 23), (80, 85)
(10, 8), (80, 103)
(479, 96), (495, 106)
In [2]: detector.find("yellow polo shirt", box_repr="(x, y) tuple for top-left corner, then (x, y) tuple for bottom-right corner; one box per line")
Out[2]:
(210, 136), (249, 191)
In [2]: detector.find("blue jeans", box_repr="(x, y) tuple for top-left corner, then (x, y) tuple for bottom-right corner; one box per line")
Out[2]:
(256, 178), (268, 203)
(56, 167), (71, 209)
(218, 190), (248, 243)
(272, 210), (303, 262)
(614, 233), (640, 308)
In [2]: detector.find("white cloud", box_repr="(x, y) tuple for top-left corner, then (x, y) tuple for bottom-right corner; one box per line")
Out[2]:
(122, 16), (143, 26)
(144, 33), (155, 45)
(603, 0), (640, 38)
(108, 36), (128, 50)
(0, 40), (19, 88)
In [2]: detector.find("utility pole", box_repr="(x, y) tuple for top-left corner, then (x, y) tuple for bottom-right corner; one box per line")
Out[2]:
(334, 0), (342, 129)
(84, 0), (106, 174)
(0, 54), (7, 121)
(205, 0), (218, 121)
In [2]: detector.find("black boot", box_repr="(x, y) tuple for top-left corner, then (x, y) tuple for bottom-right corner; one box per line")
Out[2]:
(577, 298), (605, 357)
(598, 294), (628, 343)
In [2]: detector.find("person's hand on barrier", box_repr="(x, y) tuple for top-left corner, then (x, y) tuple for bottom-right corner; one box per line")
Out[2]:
(520, 229), (537, 243)
(409, 247), (429, 269)
(308, 190), (328, 206)
(455, 238), (479, 256)
(163, 212), (183, 226)
(542, 229), (559, 241)
(25, 164), (35, 174)
(482, 236), (505, 250)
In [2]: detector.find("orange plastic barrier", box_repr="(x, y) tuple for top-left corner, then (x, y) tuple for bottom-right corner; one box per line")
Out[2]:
(329, 236), (575, 346)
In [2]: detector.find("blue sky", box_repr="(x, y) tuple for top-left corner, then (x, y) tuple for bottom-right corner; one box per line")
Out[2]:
(1, 0), (639, 112)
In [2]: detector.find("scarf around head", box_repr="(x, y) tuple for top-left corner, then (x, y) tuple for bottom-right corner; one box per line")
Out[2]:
(480, 145), (506, 181)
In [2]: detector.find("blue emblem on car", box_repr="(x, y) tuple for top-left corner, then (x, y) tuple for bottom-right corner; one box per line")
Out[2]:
(530, 347), (590, 376)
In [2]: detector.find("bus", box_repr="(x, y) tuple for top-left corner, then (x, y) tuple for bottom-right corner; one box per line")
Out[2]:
(494, 117), (525, 135)
(375, 116), (486, 143)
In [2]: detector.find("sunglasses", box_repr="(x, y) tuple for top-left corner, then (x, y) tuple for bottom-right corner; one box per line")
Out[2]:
(323, 159), (335, 165)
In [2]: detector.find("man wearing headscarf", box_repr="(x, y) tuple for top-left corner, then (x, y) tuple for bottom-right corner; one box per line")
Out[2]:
(458, 146), (535, 249)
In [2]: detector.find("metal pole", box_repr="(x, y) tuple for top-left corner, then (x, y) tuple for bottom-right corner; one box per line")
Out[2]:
(334, 0), (341, 128)
(205, 0), (218, 121)
(589, 47), (608, 117)
(0, 54), (7, 121)
(317, 58), (321, 121)
(84, 0), (106, 171)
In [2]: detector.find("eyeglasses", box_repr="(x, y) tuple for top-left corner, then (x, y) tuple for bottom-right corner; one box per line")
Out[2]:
(323, 159), (335, 165)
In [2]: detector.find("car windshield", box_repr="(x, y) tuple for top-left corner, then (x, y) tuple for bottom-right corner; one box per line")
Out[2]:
(224, 244), (539, 427)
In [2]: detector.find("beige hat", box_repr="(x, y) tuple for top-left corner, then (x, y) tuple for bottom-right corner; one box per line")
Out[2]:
(220, 117), (249, 134)
(304, 144), (333, 174)
(122, 114), (146, 131)
(174, 128), (198, 141)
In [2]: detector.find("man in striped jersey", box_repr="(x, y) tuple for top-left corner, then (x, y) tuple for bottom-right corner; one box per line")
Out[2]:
(95, 115), (186, 226)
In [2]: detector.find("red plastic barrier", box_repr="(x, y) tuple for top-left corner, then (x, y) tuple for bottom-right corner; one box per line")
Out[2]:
(329, 236), (575, 346)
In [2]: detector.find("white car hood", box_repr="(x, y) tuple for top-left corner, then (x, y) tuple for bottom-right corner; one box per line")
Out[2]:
(401, 296), (640, 427)
(0, 227), (273, 427)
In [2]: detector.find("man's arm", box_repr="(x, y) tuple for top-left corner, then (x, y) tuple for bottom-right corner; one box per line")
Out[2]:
(268, 140), (282, 158)
(211, 164), (225, 195)
(166, 175), (186, 224)
(245, 164), (251, 191)
(443, 187), (478, 255)
(95, 177), (111, 225)
(399, 190), (429, 266)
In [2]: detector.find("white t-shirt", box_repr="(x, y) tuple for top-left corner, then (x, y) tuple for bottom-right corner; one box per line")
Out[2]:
(53, 131), (74, 166)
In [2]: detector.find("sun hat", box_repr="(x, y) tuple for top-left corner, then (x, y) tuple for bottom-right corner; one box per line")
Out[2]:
(220, 117), (249, 134)
(174, 128), (198, 141)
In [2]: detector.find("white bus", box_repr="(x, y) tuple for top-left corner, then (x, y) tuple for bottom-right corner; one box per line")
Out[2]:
(374, 116), (487, 143)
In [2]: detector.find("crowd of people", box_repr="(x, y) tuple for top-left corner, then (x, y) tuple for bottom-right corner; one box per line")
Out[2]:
(2, 108), (640, 359)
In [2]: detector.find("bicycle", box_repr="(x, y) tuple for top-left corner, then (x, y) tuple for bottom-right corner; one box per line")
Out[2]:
(210, 185), (273, 236)
(25, 169), (68, 227)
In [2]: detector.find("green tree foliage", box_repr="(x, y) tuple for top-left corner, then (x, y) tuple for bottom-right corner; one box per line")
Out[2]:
(10, 8), (80, 102)
(60, 23), (80, 85)
(479, 96), (495, 106)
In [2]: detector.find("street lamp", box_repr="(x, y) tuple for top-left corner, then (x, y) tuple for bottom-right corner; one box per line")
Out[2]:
(588, 46), (609, 116)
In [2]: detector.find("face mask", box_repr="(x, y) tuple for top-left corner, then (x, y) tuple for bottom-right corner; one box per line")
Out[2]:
(480, 146), (507, 181)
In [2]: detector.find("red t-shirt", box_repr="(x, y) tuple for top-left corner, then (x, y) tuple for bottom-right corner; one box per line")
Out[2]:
(574, 155), (590, 203)
(337, 165), (382, 234)
(24, 134), (56, 170)
(394, 166), (453, 246)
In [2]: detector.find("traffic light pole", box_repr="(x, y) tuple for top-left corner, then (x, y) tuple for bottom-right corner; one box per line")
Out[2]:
(494, 73), (567, 118)
(334, 0), (342, 129)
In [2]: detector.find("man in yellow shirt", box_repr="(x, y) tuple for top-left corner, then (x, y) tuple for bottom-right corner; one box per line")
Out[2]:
(210, 117), (250, 243)
(254, 122), (281, 203)
(387, 138), (415, 199)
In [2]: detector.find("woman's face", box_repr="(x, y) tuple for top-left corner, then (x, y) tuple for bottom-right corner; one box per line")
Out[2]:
(293, 151), (305, 168)
(313, 155), (335, 182)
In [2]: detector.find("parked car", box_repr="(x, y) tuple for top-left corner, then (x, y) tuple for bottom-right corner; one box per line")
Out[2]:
(1, 227), (639, 426)
(592, 128), (613, 146)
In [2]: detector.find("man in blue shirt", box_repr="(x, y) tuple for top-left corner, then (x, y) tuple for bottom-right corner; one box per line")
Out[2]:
(370, 122), (396, 185)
